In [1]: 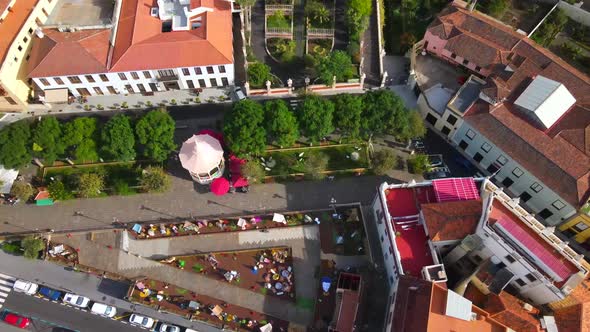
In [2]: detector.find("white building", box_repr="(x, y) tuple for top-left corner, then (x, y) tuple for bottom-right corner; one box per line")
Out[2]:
(26, 0), (234, 102)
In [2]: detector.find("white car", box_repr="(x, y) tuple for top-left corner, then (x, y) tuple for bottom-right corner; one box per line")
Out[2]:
(12, 279), (39, 295)
(90, 302), (117, 318)
(159, 323), (181, 332)
(62, 293), (90, 308)
(129, 314), (155, 328)
(234, 87), (246, 100)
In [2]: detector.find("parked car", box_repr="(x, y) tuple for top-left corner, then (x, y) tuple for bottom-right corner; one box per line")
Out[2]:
(3, 313), (30, 329)
(90, 303), (117, 318)
(411, 139), (425, 150)
(12, 279), (39, 295)
(428, 155), (444, 168)
(62, 293), (90, 308)
(38, 287), (62, 301)
(424, 167), (451, 180)
(129, 314), (155, 328)
(234, 87), (246, 101)
(159, 323), (181, 332)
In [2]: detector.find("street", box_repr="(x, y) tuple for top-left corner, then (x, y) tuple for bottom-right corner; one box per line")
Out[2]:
(2, 292), (144, 332)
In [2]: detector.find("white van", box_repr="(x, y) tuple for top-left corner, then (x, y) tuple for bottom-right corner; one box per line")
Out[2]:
(90, 302), (117, 318)
(12, 279), (39, 295)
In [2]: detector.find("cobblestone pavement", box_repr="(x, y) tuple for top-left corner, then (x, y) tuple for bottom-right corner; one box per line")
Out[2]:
(0, 175), (399, 234)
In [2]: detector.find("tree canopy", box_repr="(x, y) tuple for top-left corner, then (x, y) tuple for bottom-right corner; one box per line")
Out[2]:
(62, 117), (99, 162)
(32, 117), (64, 165)
(223, 100), (267, 157)
(100, 114), (136, 161)
(264, 100), (299, 148)
(76, 173), (105, 198)
(22, 236), (45, 260)
(332, 94), (363, 139)
(247, 62), (272, 88)
(316, 50), (354, 85)
(135, 109), (176, 162)
(0, 121), (31, 169)
(296, 95), (335, 143)
(140, 166), (171, 192)
(346, 0), (372, 33)
(361, 90), (408, 137)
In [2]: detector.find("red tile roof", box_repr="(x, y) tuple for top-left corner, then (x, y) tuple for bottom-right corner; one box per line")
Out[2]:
(554, 303), (590, 332)
(27, 0), (232, 77)
(422, 199), (482, 241)
(0, 0), (13, 15)
(0, 0), (38, 64)
(481, 292), (541, 332)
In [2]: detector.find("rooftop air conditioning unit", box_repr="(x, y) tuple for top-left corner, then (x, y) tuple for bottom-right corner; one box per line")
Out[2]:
(150, 7), (159, 17)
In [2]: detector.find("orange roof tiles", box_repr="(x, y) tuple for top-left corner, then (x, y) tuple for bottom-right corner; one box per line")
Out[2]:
(422, 199), (482, 241)
(554, 303), (590, 332)
(483, 292), (541, 332)
(0, 0), (13, 15)
(0, 0), (38, 64)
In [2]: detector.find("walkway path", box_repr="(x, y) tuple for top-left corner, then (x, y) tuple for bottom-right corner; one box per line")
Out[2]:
(361, 0), (381, 86)
(293, 0), (306, 57)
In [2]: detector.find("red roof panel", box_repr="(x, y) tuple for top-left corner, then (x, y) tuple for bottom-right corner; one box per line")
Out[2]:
(433, 178), (480, 203)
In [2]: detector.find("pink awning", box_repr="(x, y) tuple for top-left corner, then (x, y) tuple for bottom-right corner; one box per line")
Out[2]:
(433, 178), (480, 203)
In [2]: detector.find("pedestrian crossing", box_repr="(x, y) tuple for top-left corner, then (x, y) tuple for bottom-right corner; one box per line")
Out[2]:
(0, 273), (15, 310)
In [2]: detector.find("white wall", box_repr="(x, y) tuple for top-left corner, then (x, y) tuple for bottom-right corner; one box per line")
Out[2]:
(33, 63), (235, 97)
(451, 123), (577, 226)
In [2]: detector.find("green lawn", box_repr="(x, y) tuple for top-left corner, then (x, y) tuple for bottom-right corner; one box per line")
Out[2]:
(267, 13), (292, 29)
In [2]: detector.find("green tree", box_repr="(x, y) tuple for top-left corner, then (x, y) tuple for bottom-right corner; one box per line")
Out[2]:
(264, 100), (299, 147)
(32, 117), (64, 165)
(332, 94), (363, 139)
(10, 181), (34, 201)
(316, 51), (354, 85)
(485, 0), (508, 18)
(296, 95), (335, 143)
(306, 0), (330, 25)
(62, 117), (99, 162)
(77, 173), (105, 198)
(223, 100), (266, 157)
(135, 109), (176, 162)
(0, 121), (31, 169)
(21, 236), (45, 260)
(247, 62), (272, 88)
(48, 180), (72, 201)
(361, 90), (407, 137)
(346, 0), (372, 33)
(304, 151), (329, 180)
(101, 114), (136, 161)
(139, 166), (171, 193)
(371, 149), (396, 175)
(408, 154), (430, 174)
(241, 159), (266, 184)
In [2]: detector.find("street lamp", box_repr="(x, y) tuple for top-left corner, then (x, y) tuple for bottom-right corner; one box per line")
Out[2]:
(330, 197), (337, 215)
(304, 77), (310, 89)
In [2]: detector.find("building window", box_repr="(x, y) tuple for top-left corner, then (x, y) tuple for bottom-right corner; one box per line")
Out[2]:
(210, 78), (218, 87)
(118, 73), (127, 80)
(425, 113), (437, 126)
(487, 163), (499, 174)
(441, 126), (451, 135)
(29, 28), (33, 34)
(182, 68), (190, 76)
(221, 77), (229, 86)
(26, 55), (30, 61)
(149, 83), (158, 91)
(17, 45), (22, 51)
(466, 129), (476, 140)
(525, 273), (537, 282)
(99, 74), (109, 82)
(573, 222), (589, 232)
(206, 66), (214, 74)
(514, 278), (526, 287)
(5, 97), (17, 105)
(501, 177), (514, 188)
(23, 37), (28, 43)
(473, 152), (483, 163)
(13, 57), (17, 62)
(125, 84), (133, 93)
(85, 75), (95, 83)
(198, 79), (206, 87)
(462, 59), (469, 65)
(520, 191), (532, 202)
(505, 255), (516, 263)
(137, 84), (146, 93)
(39, 78), (49, 86)
(446, 114), (457, 125)
(496, 155), (508, 165)
(53, 77), (64, 85)
(552, 200), (566, 210)
(512, 167), (524, 178)
(106, 86), (117, 94)
(76, 88), (90, 96)
(530, 182), (543, 193)
(42, 8), (49, 16)
(143, 71), (152, 79)
(131, 72), (140, 80)
(186, 80), (195, 89)
(451, 53), (457, 59)
(194, 67), (202, 75)
(93, 87), (103, 95)
(481, 142), (492, 153)
(538, 209), (553, 220)
(218, 65), (226, 73)
(459, 140), (469, 150)
(475, 66), (481, 72)
(68, 76), (82, 84)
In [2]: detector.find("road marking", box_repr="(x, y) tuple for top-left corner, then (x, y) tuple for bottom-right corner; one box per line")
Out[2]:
(0, 285), (11, 293)
(0, 279), (14, 286)
(0, 273), (16, 281)
(0, 291), (8, 298)
(0, 298), (5, 303)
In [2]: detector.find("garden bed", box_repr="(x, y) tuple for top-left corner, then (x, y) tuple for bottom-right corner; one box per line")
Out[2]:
(128, 278), (289, 331)
(46, 242), (79, 266)
(160, 247), (296, 300)
(128, 209), (335, 239)
(266, 38), (296, 63)
(266, 11), (292, 29)
(306, 0), (333, 29)
(318, 205), (366, 255)
(308, 39), (332, 57)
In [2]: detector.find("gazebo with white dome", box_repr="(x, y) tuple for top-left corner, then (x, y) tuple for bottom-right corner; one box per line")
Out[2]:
(179, 134), (225, 184)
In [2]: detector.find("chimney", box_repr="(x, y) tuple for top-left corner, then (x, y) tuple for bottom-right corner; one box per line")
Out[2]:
(468, 0), (478, 11)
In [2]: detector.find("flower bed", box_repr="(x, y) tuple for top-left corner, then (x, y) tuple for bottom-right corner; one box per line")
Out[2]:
(267, 38), (296, 63)
(128, 278), (289, 331)
(308, 38), (332, 57)
(160, 247), (296, 300)
(128, 210), (333, 239)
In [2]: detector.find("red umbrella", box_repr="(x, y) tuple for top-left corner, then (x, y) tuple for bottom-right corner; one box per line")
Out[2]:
(210, 177), (230, 196)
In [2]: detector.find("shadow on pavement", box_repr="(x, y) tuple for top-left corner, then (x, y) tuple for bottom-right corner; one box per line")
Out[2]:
(97, 278), (131, 299)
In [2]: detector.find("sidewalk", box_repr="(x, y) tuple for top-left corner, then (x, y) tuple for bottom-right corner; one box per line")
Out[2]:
(0, 250), (221, 332)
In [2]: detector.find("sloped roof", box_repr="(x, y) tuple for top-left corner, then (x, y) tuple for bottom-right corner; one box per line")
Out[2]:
(422, 199), (482, 241)
(554, 303), (590, 332)
(0, 0), (38, 65)
(482, 292), (541, 332)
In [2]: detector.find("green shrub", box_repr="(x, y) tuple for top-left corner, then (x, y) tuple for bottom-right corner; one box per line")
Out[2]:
(139, 166), (171, 193)
(267, 11), (291, 29)
(2, 242), (22, 255)
(10, 181), (34, 201)
(48, 180), (73, 201)
(304, 151), (329, 180)
(372, 149), (396, 175)
(113, 180), (133, 196)
(407, 154), (430, 174)
(22, 236), (45, 260)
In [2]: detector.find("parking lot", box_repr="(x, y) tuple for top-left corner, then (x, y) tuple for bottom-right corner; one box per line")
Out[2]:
(416, 129), (479, 179)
